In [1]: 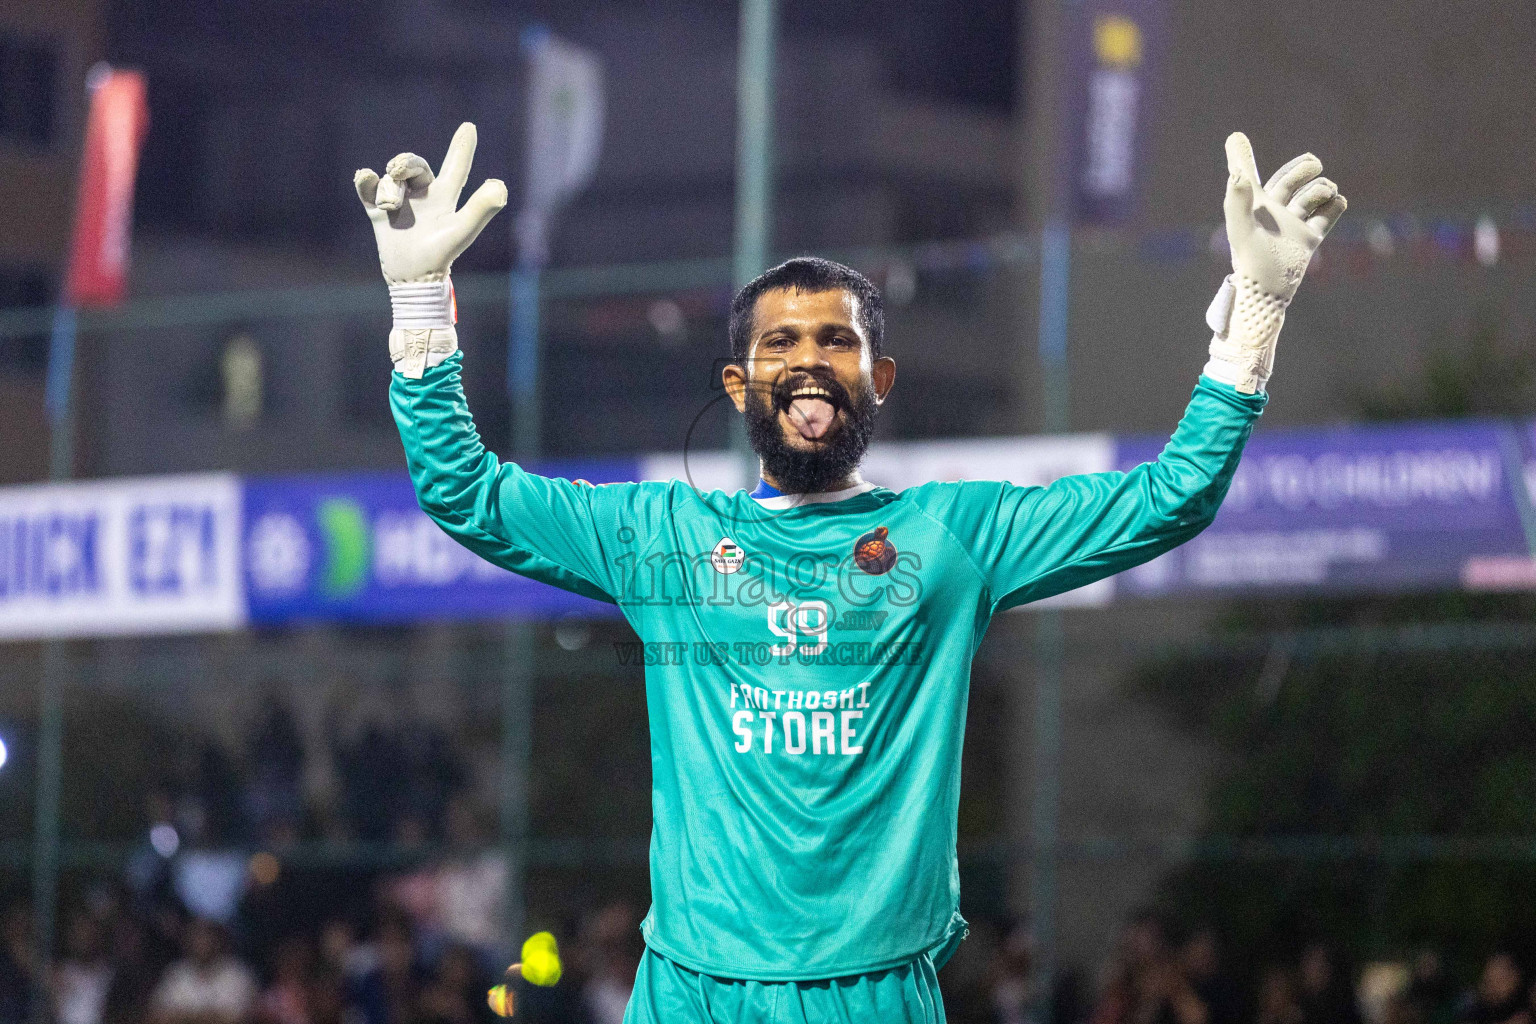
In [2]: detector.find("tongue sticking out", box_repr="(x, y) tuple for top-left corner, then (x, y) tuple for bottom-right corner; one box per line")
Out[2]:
(787, 397), (836, 440)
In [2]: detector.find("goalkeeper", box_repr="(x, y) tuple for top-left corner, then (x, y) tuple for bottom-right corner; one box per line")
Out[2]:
(355, 124), (1344, 1024)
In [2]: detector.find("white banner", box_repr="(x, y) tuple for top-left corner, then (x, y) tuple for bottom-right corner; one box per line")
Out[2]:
(0, 474), (245, 640)
(640, 434), (1114, 498)
(861, 434), (1114, 492)
(516, 28), (605, 266)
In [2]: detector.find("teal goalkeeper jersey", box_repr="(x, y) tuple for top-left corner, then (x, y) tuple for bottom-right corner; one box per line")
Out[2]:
(391, 354), (1265, 980)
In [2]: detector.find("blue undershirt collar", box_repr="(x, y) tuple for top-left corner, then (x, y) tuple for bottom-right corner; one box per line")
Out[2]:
(749, 478), (782, 500)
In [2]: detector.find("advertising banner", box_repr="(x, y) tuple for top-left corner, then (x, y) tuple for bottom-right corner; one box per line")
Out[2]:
(1113, 420), (1536, 598)
(242, 462), (636, 626)
(516, 29), (606, 267)
(642, 434), (1115, 505)
(2, 420), (1535, 640)
(1064, 0), (1164, 224)
(64, 67), (150, 307)
(0, 474), (244, 639)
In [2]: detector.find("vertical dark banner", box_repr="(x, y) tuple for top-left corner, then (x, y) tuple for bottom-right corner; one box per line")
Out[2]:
(1064, 0), (1164, 225)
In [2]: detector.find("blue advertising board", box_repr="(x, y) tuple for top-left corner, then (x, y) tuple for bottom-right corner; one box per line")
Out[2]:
(242, 461), (637, 625)
(1113, 420), (1536, 598)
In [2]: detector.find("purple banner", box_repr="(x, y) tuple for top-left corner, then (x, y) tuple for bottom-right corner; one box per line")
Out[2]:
(243, 461), (636, 626)
(1114, 420), (1536, 598)
(1065, 0), (1165, 225)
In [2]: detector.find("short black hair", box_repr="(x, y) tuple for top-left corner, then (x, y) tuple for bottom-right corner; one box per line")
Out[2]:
(728, 257), (884, 363)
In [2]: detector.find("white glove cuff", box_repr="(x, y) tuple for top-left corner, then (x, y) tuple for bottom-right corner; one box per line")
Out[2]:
(389, 279), (458, 379)
(390, 327), (458, 379)
(390, 279), (455, 330)
(1203, 274), (1286, 395)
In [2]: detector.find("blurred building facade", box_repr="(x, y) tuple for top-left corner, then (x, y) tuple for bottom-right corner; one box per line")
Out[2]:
(68, 0), (1536, 472)
(85, 5), (1018, 479)
(0, 0), (102, 482)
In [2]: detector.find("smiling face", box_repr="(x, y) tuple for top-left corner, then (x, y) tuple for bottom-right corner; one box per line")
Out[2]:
(722, 287), (896, 494)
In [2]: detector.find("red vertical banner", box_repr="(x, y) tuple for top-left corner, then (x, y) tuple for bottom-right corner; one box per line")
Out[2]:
(64, 67), (149, 308)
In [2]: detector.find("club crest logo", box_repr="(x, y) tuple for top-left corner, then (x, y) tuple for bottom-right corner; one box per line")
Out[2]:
(852, 526), (897, 575)
(711, 537), (745, 574)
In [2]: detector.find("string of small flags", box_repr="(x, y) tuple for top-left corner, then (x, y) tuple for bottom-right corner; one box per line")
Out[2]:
(567, 210), (1530, 339)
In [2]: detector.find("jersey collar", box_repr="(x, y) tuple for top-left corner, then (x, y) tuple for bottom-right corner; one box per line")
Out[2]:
(749, 479), (879, 509)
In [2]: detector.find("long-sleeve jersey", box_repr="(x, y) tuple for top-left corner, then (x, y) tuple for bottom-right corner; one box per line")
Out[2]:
(391, 353), (1266, 980)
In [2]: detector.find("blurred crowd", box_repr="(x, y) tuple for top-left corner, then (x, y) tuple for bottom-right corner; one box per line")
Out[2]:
(0, 882), (645, 1024)
(942, 910), (1536, 1024)
(6, 885), (1536, 1024)
(7, 701), (1536, 1024)
(167, 698), (470, 851)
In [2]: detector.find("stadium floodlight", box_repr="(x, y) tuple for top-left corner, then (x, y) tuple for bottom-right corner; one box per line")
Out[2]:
(0, 735), (7, 771)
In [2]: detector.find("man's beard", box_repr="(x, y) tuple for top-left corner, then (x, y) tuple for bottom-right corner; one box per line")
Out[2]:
(742, 370), (879, 495)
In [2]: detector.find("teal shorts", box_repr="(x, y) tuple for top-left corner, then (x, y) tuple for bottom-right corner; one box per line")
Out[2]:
(621, 948), (947, 1024)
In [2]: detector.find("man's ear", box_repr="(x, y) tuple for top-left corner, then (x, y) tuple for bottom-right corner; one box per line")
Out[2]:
(722, 362), (749, 412)
(872, 356), (896, 404)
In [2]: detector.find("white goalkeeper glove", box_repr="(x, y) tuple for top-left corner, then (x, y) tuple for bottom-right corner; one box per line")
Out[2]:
(1203, 132), (1347, 394)
(354, 122), (507, 378)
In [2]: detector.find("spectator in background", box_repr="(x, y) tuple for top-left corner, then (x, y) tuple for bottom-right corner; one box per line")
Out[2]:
(436, 798), (507, 971)
(1180, 926), (1241, 1024)
(172, 845), (249, 929)
(102, 915), (171, 1024)
(1258, 967), (1307, 1024)
(383, 858), (443, 961)
(987, 919), (1033, 1024)
(318, 918), (370, 983)
(379, 797), (505, 970)
(1300, 944), (1363, 1024)
(1405, 949), (1455, 1024)
(254, 936), (315, 1024)
(1140, 955), (1213, 1024)
(1091, 911), (1151, 1024)
(246, 697), (307, 845)
(345, 911), (424, 1024)
(53, 910), (114, 1024)
(1456, 952), (1530, 1024)
(398, 722), (465, 840)
(1091, 910), (1212, 1024)
(307, 919), (364, 1024)
(333, 721), (402, 842)
(125, 790), (181, 914)
(417, 943), (495, 1024)
(0, 902), (40, 1024)
(332, 707), (468, 845)
(196, 740), (248, 845)
(150, 918), (257, 1024)
(581, 903), (645, 1024)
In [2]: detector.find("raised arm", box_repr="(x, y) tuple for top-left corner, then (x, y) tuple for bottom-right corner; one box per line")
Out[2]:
(355, 122), (507, 379)
(922, 133), (1346, 612)
(357, 123), (657, 603)
(919, 379), (1263, 611)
